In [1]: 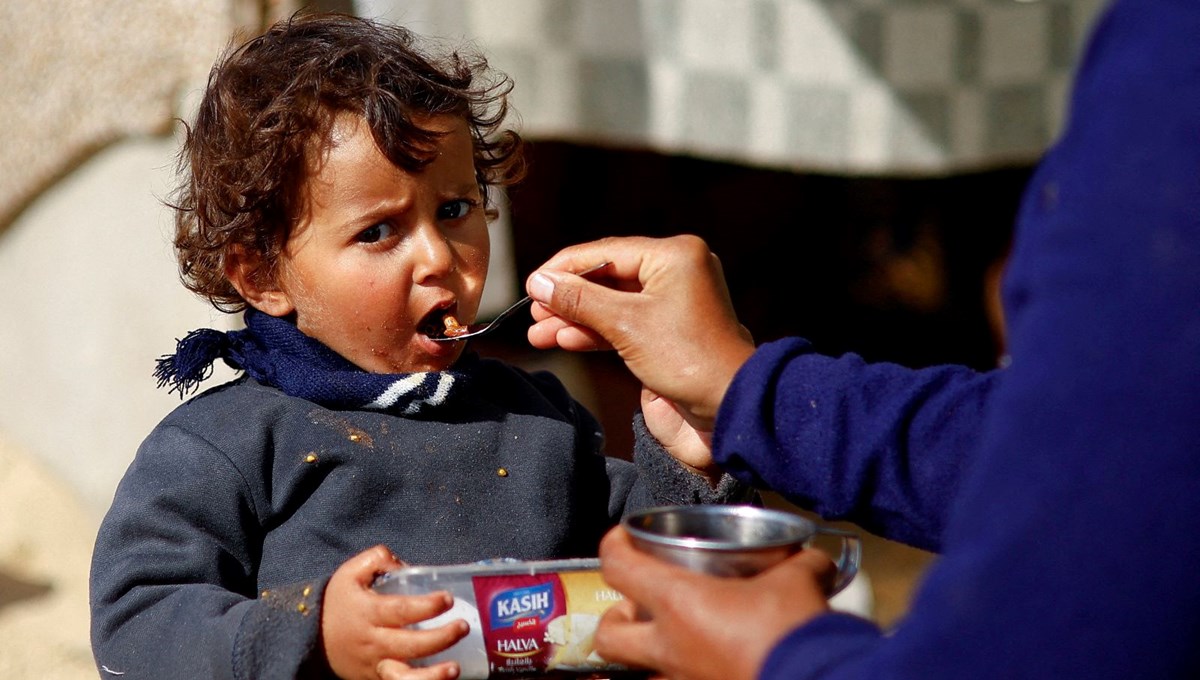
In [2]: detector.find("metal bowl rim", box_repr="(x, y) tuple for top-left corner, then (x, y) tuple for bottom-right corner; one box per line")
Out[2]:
(621, 504), (815, 551)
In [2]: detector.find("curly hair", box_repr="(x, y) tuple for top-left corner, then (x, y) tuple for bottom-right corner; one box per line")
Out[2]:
(170, 11), (525, 312)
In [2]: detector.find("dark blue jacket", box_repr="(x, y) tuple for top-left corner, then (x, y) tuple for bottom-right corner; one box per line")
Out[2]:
(91, 359), (749, 679)
(714, 1), (1200, 677)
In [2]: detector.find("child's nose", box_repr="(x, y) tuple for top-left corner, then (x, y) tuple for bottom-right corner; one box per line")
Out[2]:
(410, 222), (455, 282)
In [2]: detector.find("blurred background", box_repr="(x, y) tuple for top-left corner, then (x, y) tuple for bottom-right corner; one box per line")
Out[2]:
(0, 0), (1105, 676)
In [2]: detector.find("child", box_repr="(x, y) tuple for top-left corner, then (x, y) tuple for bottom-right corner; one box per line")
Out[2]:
(88, 12), (750, 680)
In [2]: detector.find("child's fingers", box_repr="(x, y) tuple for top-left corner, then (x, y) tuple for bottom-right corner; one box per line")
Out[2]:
(379, 619), (470, 661)
(346, 544), (406, 587)
(376, 658), (461, 680)
(375, 590), (456, 628)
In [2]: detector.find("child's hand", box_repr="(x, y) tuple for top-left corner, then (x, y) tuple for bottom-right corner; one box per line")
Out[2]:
(641, 387), (721, 485)
(322, 545), (469, 680)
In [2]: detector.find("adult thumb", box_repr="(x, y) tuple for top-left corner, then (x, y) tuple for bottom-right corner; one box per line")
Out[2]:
(527, 269), (627, 334)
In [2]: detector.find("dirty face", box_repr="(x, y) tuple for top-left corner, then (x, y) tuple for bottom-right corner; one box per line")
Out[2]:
(268, 112), (489, 373)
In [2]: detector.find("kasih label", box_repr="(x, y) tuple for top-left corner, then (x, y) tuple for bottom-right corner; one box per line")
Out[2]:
(472, 569), (624, 676)
(373, 558), (643, 679)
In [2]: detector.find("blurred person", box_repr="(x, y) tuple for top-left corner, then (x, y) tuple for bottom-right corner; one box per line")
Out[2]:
(522, 0), (1200, 677)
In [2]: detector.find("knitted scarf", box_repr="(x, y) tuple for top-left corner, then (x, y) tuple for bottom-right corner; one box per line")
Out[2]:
(153, 309), (463, 416)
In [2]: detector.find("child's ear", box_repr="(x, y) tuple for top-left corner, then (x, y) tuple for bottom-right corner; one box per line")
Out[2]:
(225, 246), (294, 317)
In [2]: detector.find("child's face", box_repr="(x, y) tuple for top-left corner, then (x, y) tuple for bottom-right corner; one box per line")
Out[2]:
(268, 113), (489, 373)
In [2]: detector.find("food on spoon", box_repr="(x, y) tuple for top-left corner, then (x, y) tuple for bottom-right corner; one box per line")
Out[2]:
(442, 314), (469, 338)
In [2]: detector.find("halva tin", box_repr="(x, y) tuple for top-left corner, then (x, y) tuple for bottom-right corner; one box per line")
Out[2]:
(373, 558), (642, 679)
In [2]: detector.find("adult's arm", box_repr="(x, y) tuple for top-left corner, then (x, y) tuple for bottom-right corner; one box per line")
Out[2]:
(751, 2), (1200, 677)
(715, 339), (996, 552)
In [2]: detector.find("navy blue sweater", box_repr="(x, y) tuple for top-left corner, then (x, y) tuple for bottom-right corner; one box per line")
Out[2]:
(714, 1), (1200, 677)
(91, 358), (749, 679)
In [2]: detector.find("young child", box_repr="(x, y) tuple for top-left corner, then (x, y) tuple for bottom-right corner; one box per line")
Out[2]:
(89, 12), (750, 680)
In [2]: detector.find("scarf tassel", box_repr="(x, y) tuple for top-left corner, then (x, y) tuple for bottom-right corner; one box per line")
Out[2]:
(154, 328), (231, 396)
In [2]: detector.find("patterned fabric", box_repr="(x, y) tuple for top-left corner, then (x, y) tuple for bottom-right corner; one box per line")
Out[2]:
(355, 0), (1107, 174)
(154, 308), (462, 416)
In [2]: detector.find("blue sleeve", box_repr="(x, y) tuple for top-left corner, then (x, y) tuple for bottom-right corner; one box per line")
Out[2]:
(722, 1), (1200, 678)
(713, 337), (995, 552)
(89, 425), (328, 679)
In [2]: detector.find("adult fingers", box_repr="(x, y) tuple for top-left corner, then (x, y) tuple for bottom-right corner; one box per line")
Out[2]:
(526, 267), (642, 345)
(527, 235), (687, 350)
(529, 235), (753, 427)
(763, 546), (839, 597)
(592, 598), (658, 671)
(534, 235), (658, 284)
(526, 303), (614, 351)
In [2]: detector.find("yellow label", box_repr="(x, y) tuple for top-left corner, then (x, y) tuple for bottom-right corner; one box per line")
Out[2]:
(544, 570), (624, 670)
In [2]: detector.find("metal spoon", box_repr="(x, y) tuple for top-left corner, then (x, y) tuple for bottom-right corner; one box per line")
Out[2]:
(430, 261), (611, 342)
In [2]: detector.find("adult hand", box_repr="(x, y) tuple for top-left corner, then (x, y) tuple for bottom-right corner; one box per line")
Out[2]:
(526, 235), (755, 430)
(322, 545), (468, 680)
(593, 528), (836, 680)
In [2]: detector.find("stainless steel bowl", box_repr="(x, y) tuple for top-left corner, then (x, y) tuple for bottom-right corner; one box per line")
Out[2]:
(622, 505), (861, 593)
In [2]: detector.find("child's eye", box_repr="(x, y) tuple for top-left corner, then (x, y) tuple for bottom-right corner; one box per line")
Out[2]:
(356, 222), (394, 244)
(437, 199), (476, 221)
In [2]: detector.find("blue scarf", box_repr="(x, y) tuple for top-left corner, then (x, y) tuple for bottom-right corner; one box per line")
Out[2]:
(154, 309), (463, 415)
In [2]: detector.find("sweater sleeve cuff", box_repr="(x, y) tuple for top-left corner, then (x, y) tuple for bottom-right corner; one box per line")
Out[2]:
(759, 613), (881, 680)
(233, 577), (332, 680)
(632, 412), (758, 506)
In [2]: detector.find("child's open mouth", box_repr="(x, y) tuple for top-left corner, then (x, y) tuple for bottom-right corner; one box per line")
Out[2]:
(419, 307), (469, 340)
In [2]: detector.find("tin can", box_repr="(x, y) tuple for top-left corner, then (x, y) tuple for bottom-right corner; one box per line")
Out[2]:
(374, 558), (645, 679)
